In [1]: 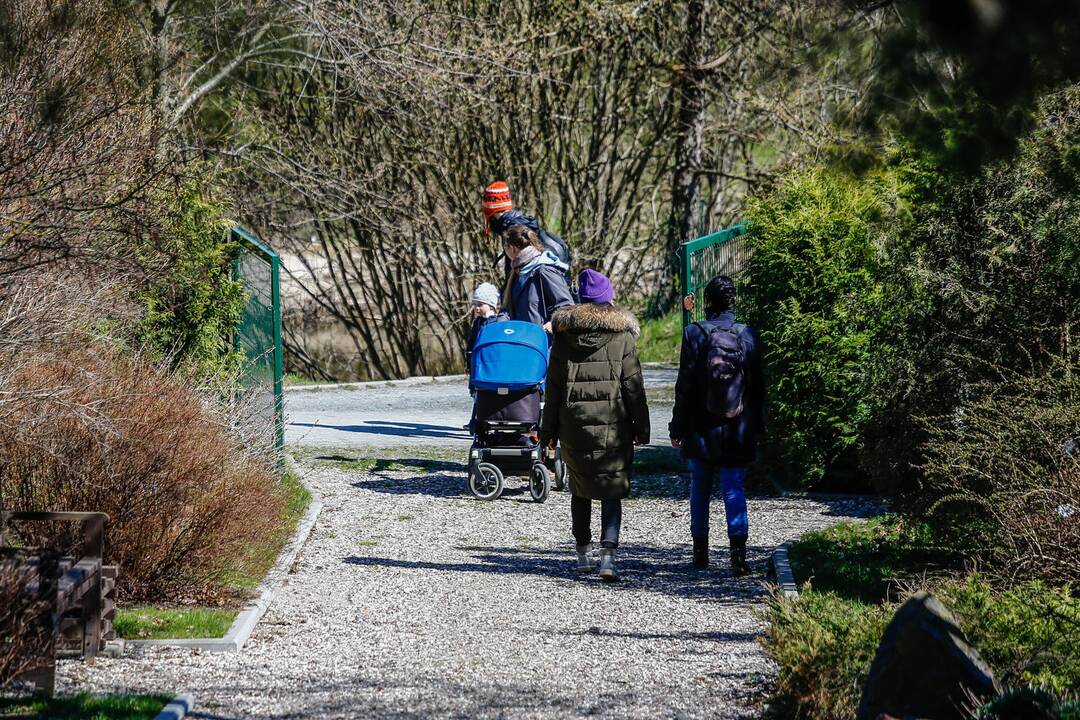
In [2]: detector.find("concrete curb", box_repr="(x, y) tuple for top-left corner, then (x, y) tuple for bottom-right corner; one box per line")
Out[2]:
(772, 541), (799, 599)
(288, 374), (468, 393)
(153, 693), (194, 720)
(128, 461), (322, 653)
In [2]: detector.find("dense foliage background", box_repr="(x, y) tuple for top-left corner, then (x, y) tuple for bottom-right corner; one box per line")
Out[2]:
(741, 85), (1079, 585)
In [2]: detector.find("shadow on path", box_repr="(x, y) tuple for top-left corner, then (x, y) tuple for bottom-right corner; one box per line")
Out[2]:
(570, 626), (760, 643)
(343, 544), (773, 605)
(185, 674), (647, 720)
(348, 473), (535, 500)
(291, 420), (471, 441)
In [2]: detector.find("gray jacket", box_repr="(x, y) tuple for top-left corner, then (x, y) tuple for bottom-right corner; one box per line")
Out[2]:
(506, 251), (575, 326)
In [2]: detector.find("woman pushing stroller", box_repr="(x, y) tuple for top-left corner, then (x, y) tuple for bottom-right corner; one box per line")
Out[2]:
(541, 269), (650, 582)
(499, 224), (574, 330)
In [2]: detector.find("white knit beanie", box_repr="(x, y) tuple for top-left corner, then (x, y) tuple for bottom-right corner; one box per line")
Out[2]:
(472, 282), (500, 309)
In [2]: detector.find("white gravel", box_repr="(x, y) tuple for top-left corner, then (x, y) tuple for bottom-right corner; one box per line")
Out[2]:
(59, 453), (879, 719)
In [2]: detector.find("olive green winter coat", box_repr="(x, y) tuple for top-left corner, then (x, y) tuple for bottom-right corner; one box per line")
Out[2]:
(540, 303), (650, 500)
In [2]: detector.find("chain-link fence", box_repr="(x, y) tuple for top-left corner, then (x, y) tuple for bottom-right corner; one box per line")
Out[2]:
(231, 227), (283, 454)
(678, 224), (748, 326)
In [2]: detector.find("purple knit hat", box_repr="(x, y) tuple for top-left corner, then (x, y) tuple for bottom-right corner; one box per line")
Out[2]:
(578, 268), (614, 304)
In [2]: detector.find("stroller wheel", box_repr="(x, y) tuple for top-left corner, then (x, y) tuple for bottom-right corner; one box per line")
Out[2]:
(469, 462), (503, 500)
(529, 463), (550, 503)
(553, 448), (568, 492)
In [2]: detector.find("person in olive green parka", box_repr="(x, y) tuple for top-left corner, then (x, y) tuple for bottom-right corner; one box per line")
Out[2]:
(540, 268), (650, 582)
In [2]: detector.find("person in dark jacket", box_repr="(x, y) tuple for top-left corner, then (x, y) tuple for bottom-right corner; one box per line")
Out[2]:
(465, 282), (507, 374)
(669, 275), (765, 575)
(541, 269), (650, 582)
(500, 224), (574, 331)
(482, 181), (572, 272)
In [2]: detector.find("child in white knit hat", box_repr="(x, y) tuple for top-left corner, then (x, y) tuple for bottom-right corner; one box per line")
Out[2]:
(466, 282), (507, 376)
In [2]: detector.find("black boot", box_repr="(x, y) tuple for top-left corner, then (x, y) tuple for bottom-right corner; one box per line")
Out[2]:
(730, 538), (749, 576)
(692, 535), (709, 569)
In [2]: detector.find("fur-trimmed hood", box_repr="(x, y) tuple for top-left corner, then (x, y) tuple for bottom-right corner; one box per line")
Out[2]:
(551, 303), (640, 337)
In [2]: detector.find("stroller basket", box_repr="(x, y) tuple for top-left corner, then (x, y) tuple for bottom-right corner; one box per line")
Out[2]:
(479, 420), (536, 433)
(470, 321), (549, 393)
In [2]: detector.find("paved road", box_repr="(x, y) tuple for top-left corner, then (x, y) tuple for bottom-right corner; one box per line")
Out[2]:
(286, 368), (679, 450)
(62, 457), (877, 719)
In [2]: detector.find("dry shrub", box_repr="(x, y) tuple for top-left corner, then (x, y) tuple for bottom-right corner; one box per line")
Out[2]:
(921, 363), (1080, 586)
(0, 559), (50, 688)
(0, 341), (285, 602)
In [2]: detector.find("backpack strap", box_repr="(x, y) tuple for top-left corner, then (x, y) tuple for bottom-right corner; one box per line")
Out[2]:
(532, 267), (548, 323)
(693, 319), (746, 359)
(696, 318), (743, 335)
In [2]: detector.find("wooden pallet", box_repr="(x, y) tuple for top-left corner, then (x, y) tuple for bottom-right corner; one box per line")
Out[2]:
(1, 511), (118, 696)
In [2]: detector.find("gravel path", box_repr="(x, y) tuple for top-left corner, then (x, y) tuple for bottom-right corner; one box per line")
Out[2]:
(59, 450), (878, 719)
(285, 368), (679, 449)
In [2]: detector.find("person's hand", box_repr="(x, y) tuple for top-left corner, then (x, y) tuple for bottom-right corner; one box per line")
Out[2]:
(670, 437), (682, 449)
(543, 321), (553, 334)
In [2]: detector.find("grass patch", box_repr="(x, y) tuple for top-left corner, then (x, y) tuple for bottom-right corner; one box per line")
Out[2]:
(319, 455), (461, 474)
(114, 606), (236, 640)
(637, 312), (682, 364)
(298, 445), (463, 464)
(787, 515), (959, 603)
(0, 693), (172, 719)
(396, 514), (414, 521)
(217, 470), (312, 593)
(763, 517), (1080, 719)
(356, 538), (379, 547)
(284, 372), (335, 387)
(762, 576), (1080, 720)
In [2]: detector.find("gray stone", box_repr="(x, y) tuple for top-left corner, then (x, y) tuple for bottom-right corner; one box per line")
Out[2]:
(858, 592), (1001, 720)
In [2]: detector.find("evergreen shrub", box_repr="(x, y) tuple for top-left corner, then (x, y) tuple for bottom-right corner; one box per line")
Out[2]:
(740, 161), (927, 488)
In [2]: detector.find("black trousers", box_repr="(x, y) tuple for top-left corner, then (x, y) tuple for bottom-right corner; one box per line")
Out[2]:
(571, 494), (622, 549)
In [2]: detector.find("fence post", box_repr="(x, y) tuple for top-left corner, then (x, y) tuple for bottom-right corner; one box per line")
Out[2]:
(270, 250), (284, 456)
(230, 226), (284, 458)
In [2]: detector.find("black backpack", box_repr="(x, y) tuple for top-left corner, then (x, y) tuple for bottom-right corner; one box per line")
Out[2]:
(694, 320), (747, 419)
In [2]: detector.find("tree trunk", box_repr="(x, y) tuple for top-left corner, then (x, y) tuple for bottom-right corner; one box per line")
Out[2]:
(146, 0), (171, 125)
(658, 0), (708, 314)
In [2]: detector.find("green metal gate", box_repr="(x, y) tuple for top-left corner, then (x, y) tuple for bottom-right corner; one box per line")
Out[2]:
(231, 226), (284, 454)
(679, 223), (748, 327)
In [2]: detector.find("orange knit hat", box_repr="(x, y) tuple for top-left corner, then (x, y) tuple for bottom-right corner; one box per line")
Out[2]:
(481, 181), (514, 232)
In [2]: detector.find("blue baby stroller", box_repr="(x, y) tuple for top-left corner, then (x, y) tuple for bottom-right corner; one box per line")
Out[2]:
(468, 321), (566, 502)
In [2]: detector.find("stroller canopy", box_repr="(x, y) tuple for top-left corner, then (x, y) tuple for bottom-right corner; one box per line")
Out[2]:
(471, 320), (549, 392)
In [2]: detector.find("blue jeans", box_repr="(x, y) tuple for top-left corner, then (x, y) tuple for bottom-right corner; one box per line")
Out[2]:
(688, 460), (748, 541)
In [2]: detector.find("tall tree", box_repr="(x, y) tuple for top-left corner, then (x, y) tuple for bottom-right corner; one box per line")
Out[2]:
(661, 0), (708, 313)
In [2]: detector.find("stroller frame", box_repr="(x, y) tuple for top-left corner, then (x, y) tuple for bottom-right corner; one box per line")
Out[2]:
(467, 420), (566, 502)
